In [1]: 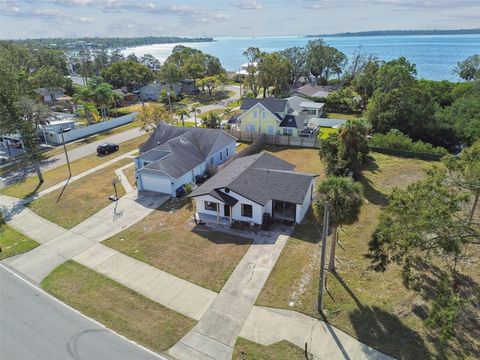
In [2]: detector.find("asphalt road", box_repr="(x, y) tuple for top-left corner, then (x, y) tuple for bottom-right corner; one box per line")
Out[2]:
(0, 127), (145, 189)
(0, 265), (166, 360)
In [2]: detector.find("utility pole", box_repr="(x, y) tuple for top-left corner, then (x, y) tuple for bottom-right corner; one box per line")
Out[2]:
(60, 130), (72, 178)
(318, 201), (330, 312)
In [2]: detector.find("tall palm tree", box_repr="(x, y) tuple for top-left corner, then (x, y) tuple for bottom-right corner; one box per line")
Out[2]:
(176, 108), (189, 127)
(312, 176), (363, 271)
(190, 103), (201, 127)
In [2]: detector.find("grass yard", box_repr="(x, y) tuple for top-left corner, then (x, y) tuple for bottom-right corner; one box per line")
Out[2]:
(1, 134), (148, 199)
(264, 146), (326, 175)
(318, 127), (338, 139)
(28, 158), (132, 229)
(236, 142), (250, 152)
(255, 148), (479, 359)
(0, 223), (38, 260)
(123, 165), (137, 189)
(233, 338), (305, 360)
(103, 198), (252, 292)
(41, 261), (196, 353)
(116, 102), (156, 115)
(326, 112), (364, 121)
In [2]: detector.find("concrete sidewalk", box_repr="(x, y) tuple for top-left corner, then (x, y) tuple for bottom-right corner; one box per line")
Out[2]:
(2, 191), (168, 283)
(74, 244), (216, 321)
(169, 230), (291, 360)
(23, 150), (137, 203)
(115, 162), (135, 193)
(0, 195), (66, 244)
(240, 306), (394, 360)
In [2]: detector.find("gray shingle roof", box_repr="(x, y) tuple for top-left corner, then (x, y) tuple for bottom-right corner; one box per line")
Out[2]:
(240, 98), (287, 114)
(189, 152), (316, 205)
(137, 125), (236, 179)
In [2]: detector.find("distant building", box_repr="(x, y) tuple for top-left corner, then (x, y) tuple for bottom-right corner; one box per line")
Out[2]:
(138, 80), (198, 101)
(291, 84), (341, 99)
(35, 88), (65, 103)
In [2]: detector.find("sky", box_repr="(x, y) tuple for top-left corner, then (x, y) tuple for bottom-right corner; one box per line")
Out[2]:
(0, 0), (480, 39)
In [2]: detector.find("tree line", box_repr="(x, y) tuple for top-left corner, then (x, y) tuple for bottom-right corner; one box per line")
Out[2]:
(12, 36), (213, 50)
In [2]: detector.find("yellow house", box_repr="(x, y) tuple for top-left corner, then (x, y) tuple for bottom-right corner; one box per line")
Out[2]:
(237, 97), (325, 137)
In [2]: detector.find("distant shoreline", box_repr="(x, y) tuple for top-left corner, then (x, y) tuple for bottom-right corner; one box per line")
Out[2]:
(306, 29), (480, 38)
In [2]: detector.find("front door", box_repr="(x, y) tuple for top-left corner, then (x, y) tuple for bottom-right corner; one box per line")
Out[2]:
(224, 205), (230, 217)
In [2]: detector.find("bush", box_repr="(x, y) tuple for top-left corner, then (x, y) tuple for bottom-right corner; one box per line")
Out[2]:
(369, 130), (448, 155)
(184, 183), (193, 194)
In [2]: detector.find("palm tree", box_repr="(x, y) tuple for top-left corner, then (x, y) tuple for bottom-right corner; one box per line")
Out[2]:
(190, 103), (201, 127)
(312, 176), (363, 271)
(176, 108), (189, 127)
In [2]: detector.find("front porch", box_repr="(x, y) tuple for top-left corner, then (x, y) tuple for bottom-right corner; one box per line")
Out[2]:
(196, 211), (231, 226)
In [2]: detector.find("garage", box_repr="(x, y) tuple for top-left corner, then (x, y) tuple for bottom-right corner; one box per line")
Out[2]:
(138, 172), (173, 195)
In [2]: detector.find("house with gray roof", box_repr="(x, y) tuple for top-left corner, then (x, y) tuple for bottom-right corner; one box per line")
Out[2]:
(135, 125), (237, 196)
(291, 84), (341, 99)
(235, 96), (325, 137)
(189, 152), (317, 225)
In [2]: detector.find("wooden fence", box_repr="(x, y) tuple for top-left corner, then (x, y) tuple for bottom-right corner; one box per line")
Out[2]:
(225, 130), (320, 149)
(218, 133), (266, 171)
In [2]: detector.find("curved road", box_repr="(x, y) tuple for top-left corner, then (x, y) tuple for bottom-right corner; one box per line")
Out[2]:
(0, 265), (167, 360)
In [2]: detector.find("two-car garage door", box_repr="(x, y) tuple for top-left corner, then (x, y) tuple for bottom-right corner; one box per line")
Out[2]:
(138, 173), (173, 195)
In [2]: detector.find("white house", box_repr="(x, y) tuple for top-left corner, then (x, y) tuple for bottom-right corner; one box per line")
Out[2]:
(189, 152), (317, 225)
(135, 125), (237, 196)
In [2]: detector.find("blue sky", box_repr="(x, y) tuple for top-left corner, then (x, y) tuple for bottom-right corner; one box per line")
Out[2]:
(0, 0), (479, 39)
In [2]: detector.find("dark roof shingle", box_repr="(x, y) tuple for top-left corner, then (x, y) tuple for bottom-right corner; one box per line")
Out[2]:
(240, 98), (287, 114)
(137, 125), (236, 179)
(189, 152), (316, 205)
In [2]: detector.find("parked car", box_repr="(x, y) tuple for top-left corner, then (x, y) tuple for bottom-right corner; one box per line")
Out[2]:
(97, 143), (119, 155)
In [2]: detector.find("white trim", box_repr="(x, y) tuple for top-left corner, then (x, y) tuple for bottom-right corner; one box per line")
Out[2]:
(238, 103), (282, 123)
(0, 264), (169, 360)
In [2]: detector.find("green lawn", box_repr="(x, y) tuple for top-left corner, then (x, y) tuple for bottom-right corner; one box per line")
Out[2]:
(103, 198), (252, 292)
(326, 112), (363, 121)
(256, 148), (479, 359)
(318, 127), (338, 139)
(233, 338), (305, 360)
(41, 261), (196, 353)
(0, 223), (38, 260)
(28, 158), (131, 229)
(1, 134), (148, 199)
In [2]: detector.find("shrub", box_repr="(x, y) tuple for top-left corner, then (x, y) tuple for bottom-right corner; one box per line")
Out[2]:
(184, 183), (193, 194)
(369, 130), (448, 154)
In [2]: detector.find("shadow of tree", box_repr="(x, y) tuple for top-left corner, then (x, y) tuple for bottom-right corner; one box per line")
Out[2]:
(349, 305), (431, 360)
(360, 156), (388, 207)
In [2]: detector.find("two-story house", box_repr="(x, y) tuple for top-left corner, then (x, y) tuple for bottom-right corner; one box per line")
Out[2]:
(135, 125), (236, 196)
(235, 96), (325, 137)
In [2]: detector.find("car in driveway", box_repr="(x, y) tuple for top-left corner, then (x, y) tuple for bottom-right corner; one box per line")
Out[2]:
(97, 143), (119, 155)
